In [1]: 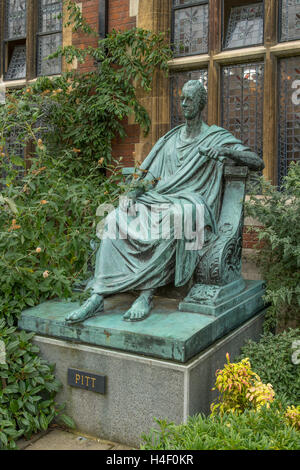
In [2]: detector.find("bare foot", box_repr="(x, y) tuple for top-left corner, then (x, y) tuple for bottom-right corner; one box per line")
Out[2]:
(65, 294), (104, 324)
(123, 291), (154, 322)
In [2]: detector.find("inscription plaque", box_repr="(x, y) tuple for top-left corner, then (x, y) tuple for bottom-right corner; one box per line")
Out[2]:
(67, 368), (106, 394)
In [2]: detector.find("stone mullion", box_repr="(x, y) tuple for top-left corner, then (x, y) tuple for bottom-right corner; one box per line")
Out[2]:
(135, 0), (172, 162)
(26, 0), (37, 81)
(207, 0), (221, 126)
(262, 0), (278, 184)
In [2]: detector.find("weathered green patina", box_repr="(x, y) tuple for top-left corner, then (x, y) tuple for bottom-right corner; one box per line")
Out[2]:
(63, 80), (264, 324)
(18, 281), (266, 362)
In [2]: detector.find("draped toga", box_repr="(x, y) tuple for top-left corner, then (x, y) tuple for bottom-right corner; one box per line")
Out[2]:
(89, 124), (250, 295)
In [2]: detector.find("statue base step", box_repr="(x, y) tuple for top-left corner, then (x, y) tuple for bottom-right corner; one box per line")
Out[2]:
(18, 280), (265, 363)
(179, 279), (264, 316)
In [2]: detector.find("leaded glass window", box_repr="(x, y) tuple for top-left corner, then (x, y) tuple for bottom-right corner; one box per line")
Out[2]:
(278, 57), (300, 186)
(4, 0), (27, 40)
(5, 44), (26, 80)
(172, 1), (209, 57)
(37, 0), (62, 76)
(224, 3), (264, 49)
(280, 0), (300, 42)
(221, 62), (264, 158)
(3, 0), (27, 81)
(170, 69), (208, 128)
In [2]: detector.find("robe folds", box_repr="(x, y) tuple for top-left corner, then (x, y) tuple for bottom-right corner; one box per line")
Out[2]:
(89, 124), (249, 295)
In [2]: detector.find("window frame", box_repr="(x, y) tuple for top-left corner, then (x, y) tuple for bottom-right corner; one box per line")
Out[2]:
(278, 0), (300, 43)
(168, 0), (300, 185)
(36, 0), (63, 77)
(171, 0), (210, 58)
(221, 0), (265, 51)
(0, 0), (64, 82)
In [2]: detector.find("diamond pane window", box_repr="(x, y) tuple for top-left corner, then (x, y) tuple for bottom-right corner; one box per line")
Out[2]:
(5, 44), (26, 80)
(224, 3), (264, 49)
(280, 0), (300, 42)
(278, 57), (300, 186)
(37, 0), (62, 76)
(173, 1), (209, 57)
(170, 69), (208, 128)
(5, 0), (27, 40)
(221, 63), (264, 158)
(39, 0), (62, 33)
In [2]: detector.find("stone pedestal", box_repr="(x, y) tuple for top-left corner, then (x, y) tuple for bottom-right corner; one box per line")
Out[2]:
(31, 311), (265, 447)
(18, 281), (265, 363)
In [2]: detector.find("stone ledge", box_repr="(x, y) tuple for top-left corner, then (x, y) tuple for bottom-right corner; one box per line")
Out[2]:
(19, 281), (266, 363)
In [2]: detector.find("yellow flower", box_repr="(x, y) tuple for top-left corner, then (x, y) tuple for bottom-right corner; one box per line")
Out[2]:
(8, 219), (21, 231)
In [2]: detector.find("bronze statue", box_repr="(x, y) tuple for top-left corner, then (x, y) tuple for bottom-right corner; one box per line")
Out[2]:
(65, 80), (264, 324)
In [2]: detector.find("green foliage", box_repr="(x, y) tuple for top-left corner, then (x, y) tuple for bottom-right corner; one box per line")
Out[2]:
(0, 131), (125, 323)
(285, 405), (300, 430)
(210, 353), (275, 416)
(141, 403), (300, 450)
(245, 162), (300, 330)
(238, 328), (300, 405)
(0, 10), (171, 448)
(0, 319), (74, 449)
(9, 27), (172, 168)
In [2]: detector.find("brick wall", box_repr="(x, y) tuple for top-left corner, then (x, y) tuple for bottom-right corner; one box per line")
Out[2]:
(72, 1), (139, 167)
(108, 0), (136, 32)
(72, 1), (99, 74)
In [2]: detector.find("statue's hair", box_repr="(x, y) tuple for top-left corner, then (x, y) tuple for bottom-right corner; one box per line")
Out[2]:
(182, 80), (207, 112)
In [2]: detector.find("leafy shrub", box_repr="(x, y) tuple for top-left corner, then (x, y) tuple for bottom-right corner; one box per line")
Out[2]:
(0, 135), (125, 323)
(141, 404), (300, 450)
(210, 354), (275, 415)
(142, 356), (300, 450)
(0, 319), (73, 449)
(285, 405), (300, 430)
(0, 6), (171, 448)
(238, 329), (300, 405)
(245, 162), (300, 330)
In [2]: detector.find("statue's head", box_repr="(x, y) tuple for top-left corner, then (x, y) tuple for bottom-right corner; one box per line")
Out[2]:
(180, 80), (207, 120)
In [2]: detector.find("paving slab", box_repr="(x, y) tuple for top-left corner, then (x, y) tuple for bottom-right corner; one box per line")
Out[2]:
(22, 429), (135, 451)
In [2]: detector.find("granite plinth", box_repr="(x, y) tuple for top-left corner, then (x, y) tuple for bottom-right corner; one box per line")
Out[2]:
(18, 280), (265, 363)
(32, 311), (266, 447)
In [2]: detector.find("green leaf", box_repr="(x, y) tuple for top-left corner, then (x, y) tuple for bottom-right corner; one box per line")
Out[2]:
(58, 414), (76, 429)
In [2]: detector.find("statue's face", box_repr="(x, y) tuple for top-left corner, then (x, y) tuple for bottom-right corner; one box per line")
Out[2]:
(180, 86), (201, 120)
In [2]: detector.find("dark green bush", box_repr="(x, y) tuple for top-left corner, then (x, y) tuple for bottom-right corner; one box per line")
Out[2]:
(0, 5), (171, 449)
(0, 319), (74, 449)
(238, 328), (300, 406)
(141, 403), (300, 450)
(245, 162), (300, 331)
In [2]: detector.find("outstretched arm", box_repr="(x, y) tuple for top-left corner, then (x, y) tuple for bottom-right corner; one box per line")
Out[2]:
(199, 146), (265, 171)
(220, 147), (265, 171)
